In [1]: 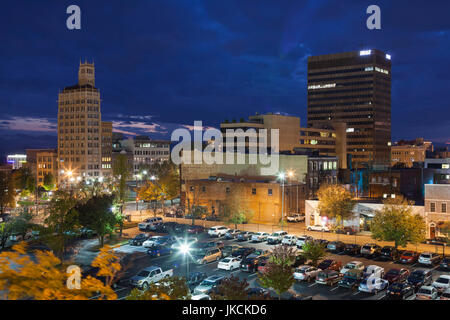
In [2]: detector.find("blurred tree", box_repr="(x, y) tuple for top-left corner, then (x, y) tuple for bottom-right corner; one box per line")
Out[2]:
(210, 275), (250, 300)
(0, 171), (16, 214)
(317, 184), (355, 227)
(126, 276), (189, 300)
(112, 154), (132, 236)
(42, 173), (55, 191)
(301, 241), (327, 267)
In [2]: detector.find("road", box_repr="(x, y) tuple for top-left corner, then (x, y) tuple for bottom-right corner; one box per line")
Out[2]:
(108, 226), (449, 300)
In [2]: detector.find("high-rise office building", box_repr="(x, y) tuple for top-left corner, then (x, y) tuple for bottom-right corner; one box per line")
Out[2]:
(307, 49), (391, 169)
(57, 61), (106, 185)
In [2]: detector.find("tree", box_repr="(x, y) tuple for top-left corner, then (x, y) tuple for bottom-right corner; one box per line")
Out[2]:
(301, 241), (327, 267)
(258, 245), (296, 299)
(42, 173), (55, 191)
(221, 185), (254, 228)
(210, 275), (250, 300)
(112, 154), (132, 236)
(0, 221), (13, 250)
(13, 167), (35, 194)
(0, 243), (119, 300)
(370, 196), (426, 249)
(317, 184), (355, 227)
(126, 276), (190, 300)
(43, 190), (79, 258)
(440, 222), (450, 242)
(0, 171), (16, 214)
(77, 195), (116, 247)
(10, 211), (34, 240)
(137, 181), (166, 216)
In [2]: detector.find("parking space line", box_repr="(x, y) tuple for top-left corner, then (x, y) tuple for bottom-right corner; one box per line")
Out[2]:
(329, 286), (339, 292)
(378, 294), (386, 300)
(308, 283), (317, 288)
(352, 291), (361, 296)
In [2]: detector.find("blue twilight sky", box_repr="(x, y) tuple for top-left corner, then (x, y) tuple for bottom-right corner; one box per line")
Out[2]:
(0, 0), (449, 159)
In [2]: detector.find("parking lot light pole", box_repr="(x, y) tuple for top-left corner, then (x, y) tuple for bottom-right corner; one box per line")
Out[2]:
(278, 172), (285, 231)
(180, 242), (192, 279)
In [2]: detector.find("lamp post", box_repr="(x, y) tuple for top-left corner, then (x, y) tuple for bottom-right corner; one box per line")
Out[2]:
(278, 172), (286, 231)
(179, 242), (192, 279)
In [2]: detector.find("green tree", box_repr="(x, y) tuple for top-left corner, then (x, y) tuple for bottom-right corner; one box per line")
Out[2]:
(42, 173), (55, 191)
(370, 196), (426, 249)
(112, 154), (132, 236)
(258, 245), (296, 299)
(317, 184), (355, 227)
(0, 171), (16, 214)
(301, 241), (327, 267)
(0, 221), (13, 250)
(210, 275), (250, 300)
(440, 222), (450, 242)
(43, 190), (79, 258)
(10, 211), (34, 240)
(77, 195), (116, 247)
(13, 167), (35, 194)
(126, 276), (190, 300)
(221, 185), (254, 227)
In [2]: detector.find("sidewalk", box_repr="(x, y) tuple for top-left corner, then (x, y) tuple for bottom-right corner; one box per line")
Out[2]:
(165, 216), (448, 255)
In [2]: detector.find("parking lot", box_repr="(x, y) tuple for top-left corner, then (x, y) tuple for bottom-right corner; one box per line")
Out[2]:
(110, 224), (450, 300)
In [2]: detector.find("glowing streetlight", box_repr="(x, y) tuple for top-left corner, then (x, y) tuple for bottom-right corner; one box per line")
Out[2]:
(150, 175), (156, 181)
(177, 240), (193, 279)
(142, 170), (148, 175)
(277, 172), (287, 231)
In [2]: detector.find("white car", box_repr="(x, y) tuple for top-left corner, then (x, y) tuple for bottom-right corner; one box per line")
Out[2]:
(358, 277), (389, 294)
(293, 266), (321, 282)
(251, 232), (269, 242)
(281, 235), (297, 246)
(415, 286), (439, 300)
(307, 225), (329, 232)
(208, 226), (229, 237)
(296, 235), (313, 249)
(191, 294), (211, 300)
(340, 261), (364, 275)
(217, 257), (241, 271)
(363, 265), (385, 279)
(287, 214), (305, 222)
(432, 275), (450, 292)
(267, 231), (288, 244)
(418, 252), (441, 266)
(142, 236), (162, 248)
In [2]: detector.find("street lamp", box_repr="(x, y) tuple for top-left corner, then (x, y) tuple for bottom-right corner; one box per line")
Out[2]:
(278, 172), (286, 231)
(178, 241), (192, 279)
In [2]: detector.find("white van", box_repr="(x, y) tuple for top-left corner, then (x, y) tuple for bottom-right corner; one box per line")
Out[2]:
(363, 265), (384, 279)
(138, 217), (163, 231)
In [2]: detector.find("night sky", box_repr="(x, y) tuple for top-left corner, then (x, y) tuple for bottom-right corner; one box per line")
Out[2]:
(0, 0), (449, 160)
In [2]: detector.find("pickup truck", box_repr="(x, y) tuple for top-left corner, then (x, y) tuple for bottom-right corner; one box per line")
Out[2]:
(130, 266), (173, 290)
(287, 214), (305, 222)
(267, 231), (288, 244)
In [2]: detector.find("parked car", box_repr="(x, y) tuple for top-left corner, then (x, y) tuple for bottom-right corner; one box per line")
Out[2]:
(360, 243), (381, 258)
(292, 254), (308, 268)
(358, 277), (389, 294)
(130, 266), (173, 290)
(415, 286), (438, 300)
(231, 247), (255, 259)
(186, 225), (204, 234)
(314, 239), (329, 247)
(338, 269), (365, 290)
(193, 248), (222, 264)
(425, 237), (449, 246)
(247, 287), (271, 299)
(156, 222), (178, 233)
(307, 225), (329, 232)
(287, 214), (305, 222)
(257, 257), (269, 274)
(187, 272), (207, 290)
(224, 229), (240, 240)
(315, 270), (342, 286)
(317, 259), (342, 272)
(432, 275), (450, 292)
(147, 245), (173, 258)
(191, 294), (211, 300)
(129, 233), (150, 246)
(193, 240), (223, 252)
(418, 252), (441, 266)
(138, 217), (163, 231)
(407, 269), (433, 290)
(236, 231), (254, 242)
(386, 282), (415, 300)
(281, 235), (297, 246)
(379, 246), (399, 261)
(399, 251), (420, 264)
(439, 288), (450, 300)
(294, 265), (321, 282)
(240, 255), (266, 273)
(327, 241), (345, 253)
(222, 244), (242, 258)
(193, 275), (224, 295)
(363, 265), (385, 279)
(247, 249), (270, 259)
(153, 235), (177, 247)
(218, 257), (241, 271)
(344, 244), (361, 256)
(208, 226), (229, 237)
(383, 268), (410, 284)
(251, 232), (270, 242)
(335, 226), (356, 235)
(340, 261), (364, 275)
(205, 215), (220, 221)
(267, 231), (288, 244)
(296, 235), (314, 249)
(439, 257), (450, 271)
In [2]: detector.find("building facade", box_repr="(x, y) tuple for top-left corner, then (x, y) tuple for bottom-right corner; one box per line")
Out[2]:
(26, 149), (58, 187)
(101, 121), (113, 177)
(57, 61), (104, 185)
(424, 184), (450, 239)
(6, 154), (26, 170)
(307, 49), (392, 170)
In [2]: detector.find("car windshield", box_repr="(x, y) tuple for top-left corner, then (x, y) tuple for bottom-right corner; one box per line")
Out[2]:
(389, 283), (403, 291)
(199, 280), (214, 287)
(362, 246), (372, 250)
(387, 269), (399, 275)
(421, 254), (431, 258)
(296, 268), (306, 274)
(418, 288), (432, 295)
(221, 258), (231, 263)
(137, 271), (150, 277)
(345, 264), (356, 269)
(410, 271), (424, 278)
(436, 278), (450, 284)
(403, 252), (414, 256)
(442, 293), (450, 298)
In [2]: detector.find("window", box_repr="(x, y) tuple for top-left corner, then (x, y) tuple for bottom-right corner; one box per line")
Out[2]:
(268, 189), (272, 196)
(442, 203), (447, 213)
(225, 187), (230, 194)
(252, 188), (256, 195)
(201, 186), (206, 192)
(189, 186), (194, 192)
(430, 202), (435, 212)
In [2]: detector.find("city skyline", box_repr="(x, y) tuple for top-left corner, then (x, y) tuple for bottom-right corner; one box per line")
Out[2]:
(1, 0), (450, 159)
